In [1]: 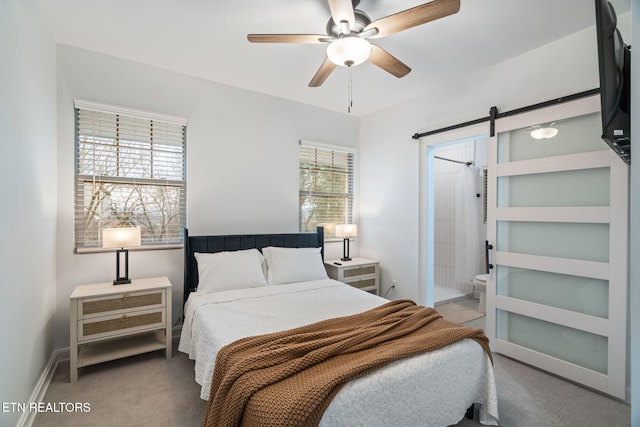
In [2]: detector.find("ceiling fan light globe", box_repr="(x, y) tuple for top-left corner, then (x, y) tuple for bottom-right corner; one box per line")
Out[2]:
(327, 37), (371, 67)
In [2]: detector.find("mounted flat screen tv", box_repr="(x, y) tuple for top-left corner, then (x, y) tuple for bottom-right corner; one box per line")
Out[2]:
(595, 0), (631, 164)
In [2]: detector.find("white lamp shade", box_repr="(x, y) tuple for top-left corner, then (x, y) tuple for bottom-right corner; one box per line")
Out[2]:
(335, 224), (357, 238)
(102, 227), (141, 249)
(327, 37), (371, 67)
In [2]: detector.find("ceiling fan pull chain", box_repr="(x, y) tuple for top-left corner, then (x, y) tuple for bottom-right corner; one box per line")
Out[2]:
(348, 65), (353, 114)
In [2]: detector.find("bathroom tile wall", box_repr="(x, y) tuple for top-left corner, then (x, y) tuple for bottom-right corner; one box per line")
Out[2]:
(434, 140), (478, 293)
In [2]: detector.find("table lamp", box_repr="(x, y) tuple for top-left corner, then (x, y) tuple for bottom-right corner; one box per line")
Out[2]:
(335, 224), (357, 261)
(102, 227), (141, 285)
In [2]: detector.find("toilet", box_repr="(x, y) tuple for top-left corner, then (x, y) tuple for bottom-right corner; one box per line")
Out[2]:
(473, 274), (489, 314)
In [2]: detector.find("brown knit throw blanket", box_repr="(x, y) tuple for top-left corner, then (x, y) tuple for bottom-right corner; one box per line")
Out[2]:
(204, 299), (491, 427)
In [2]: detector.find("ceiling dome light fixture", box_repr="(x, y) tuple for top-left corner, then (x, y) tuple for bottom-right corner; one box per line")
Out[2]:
(327, 36), (371, 67)
(530, 126), (559, 140)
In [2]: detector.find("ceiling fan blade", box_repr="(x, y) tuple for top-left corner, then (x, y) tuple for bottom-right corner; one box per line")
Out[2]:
(328, 0), (355, 29)
(365, 0), (460, 39)
(368, 45), (411, 78)
(309, 58), (337, 87)
(247, 34), (329, 44)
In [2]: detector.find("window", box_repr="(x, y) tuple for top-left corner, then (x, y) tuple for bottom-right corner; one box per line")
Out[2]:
(299, 142), (354, 238)
(74, 102), (186, 251)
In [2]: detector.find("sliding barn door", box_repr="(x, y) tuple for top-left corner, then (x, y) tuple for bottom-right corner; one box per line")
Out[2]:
(486, 95), (628, 399)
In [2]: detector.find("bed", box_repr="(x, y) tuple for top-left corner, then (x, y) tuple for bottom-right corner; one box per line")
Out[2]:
(178, 228), (499, 426)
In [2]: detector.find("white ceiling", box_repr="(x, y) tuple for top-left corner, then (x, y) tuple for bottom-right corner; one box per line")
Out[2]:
(35, 0), (631, 116)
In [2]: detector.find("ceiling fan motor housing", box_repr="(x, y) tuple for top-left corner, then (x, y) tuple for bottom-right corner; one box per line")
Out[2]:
(326, 9), (371, 37)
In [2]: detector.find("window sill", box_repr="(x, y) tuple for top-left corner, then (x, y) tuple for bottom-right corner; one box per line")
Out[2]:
(324, 237), (356, 243)
(75, 243), (184, 254)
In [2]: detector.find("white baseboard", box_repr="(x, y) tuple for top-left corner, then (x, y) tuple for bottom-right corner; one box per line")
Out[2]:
(17, 348), (67, 427)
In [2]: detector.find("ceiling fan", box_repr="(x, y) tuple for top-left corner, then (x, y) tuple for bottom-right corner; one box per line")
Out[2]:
(247, 0), (461, 87)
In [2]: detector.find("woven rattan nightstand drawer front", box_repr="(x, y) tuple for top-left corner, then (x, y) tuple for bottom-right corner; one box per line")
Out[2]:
(79, 308), (165, 341)
(343, 265), (377, 278)
(345, 278), (377, 290)
(81, 290), (164, 318)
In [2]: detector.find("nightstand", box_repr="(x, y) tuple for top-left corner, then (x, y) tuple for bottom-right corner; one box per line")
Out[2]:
(324, 258), (380, 295)
(69, 276), (172, 382)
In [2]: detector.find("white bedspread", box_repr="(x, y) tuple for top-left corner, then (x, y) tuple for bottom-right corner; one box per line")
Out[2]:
(179, 279), (499, 426)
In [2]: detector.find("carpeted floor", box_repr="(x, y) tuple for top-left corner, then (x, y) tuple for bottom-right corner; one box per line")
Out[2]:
(33, 313), (630, 427)
(33, 340), (207, 427)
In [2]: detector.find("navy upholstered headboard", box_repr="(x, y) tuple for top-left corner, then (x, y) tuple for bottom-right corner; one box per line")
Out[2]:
(183, 227), (324, 304)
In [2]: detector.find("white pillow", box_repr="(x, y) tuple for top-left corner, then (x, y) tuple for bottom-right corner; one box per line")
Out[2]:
(195, 249), (267, 293)
(262, 246), (328, 285)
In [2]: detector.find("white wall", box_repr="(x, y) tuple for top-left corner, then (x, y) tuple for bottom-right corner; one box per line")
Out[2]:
(54, 45), (360, 349)
(359, 21), (610, 300)
(0, 1), (57, 425)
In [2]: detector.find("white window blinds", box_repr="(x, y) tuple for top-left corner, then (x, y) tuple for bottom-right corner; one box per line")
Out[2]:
(74, 103), (186, 251)
(299, 143), (354, 238)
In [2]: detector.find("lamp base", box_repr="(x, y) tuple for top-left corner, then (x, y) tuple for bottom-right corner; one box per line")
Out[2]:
(341, 237), (352, 263)
(113, 248), (131, 286)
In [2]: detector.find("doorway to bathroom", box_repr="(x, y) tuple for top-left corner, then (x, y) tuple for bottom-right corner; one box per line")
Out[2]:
(431, 138), (488, 306)
(417, 123), (489, 309)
